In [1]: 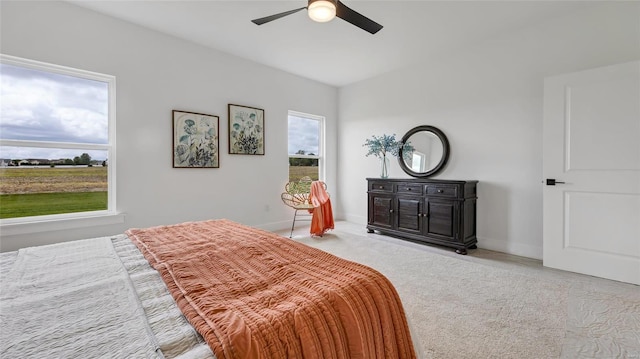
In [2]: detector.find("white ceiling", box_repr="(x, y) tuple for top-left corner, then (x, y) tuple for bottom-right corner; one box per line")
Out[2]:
(69, 1), (595, 87)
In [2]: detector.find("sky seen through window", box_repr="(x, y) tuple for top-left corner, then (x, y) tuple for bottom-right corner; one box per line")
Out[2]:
(0, 63), (108, 161)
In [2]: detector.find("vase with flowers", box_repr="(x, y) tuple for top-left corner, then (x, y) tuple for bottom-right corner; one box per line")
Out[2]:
(363, 134), (406, 178)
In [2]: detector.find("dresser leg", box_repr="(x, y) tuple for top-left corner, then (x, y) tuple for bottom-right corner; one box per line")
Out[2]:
(455, 248), (468, 255)
(367, 228), (374, 233)
(469, 244), (477, 249)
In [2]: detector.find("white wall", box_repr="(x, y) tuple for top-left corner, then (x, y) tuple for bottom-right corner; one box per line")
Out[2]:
(337, 2), (640, 259)
(0, 1), (338, 251)
(2, 2), (638, 258)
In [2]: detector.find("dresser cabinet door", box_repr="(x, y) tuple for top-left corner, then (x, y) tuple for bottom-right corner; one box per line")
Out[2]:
(424, 199), (458, 242)
(396, 196), (422, 234)
(369, 194), (394, 229)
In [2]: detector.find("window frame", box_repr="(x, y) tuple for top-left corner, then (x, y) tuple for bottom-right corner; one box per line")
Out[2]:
(287, 110), (325, 182)
(0, 54), (122, 232)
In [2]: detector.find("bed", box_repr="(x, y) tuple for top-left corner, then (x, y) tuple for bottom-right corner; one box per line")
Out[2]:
(1, 219), (416, 358)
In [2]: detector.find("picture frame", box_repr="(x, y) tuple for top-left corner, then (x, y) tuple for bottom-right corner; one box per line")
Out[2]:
(228, 104), (265, 155)
(172, 110), (219, 168)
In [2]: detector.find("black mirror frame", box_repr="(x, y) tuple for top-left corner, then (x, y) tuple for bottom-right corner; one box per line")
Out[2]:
(398, 125), (450, 178)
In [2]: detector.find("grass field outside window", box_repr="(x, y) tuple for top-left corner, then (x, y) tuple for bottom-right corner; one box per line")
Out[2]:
(0, 167), (107, 219)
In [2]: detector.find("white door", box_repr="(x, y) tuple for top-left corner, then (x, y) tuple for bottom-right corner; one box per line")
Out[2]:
(543, 61), (640, 285)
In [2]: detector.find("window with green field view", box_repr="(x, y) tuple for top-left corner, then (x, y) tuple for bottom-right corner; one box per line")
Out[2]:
(288, 111), (324, 182)
(0, 55), (115, 220)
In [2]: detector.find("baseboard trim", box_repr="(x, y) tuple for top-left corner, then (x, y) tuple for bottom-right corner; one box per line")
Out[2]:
(340, 214), (542, 260)
(255, 220), (292, 232)
(343, 213), (367, 225)
(477, 236), (542, 260)
(259, 215), (543, 260)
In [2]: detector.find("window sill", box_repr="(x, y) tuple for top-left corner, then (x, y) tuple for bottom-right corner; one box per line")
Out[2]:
(0, 212), (126, 236)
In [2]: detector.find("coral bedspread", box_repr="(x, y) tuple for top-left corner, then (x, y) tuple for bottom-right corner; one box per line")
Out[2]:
(126, 219), (416, 359)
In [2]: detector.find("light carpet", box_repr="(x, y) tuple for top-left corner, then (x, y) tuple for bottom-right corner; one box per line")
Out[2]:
(286, 222), (640, 359)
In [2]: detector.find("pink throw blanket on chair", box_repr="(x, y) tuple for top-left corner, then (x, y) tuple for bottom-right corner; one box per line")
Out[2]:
(309, 181), (334, 236)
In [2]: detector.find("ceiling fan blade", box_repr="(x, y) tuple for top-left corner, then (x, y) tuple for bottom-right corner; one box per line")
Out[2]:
(335, 0), (383, 34)
(252, 7), (306, 25)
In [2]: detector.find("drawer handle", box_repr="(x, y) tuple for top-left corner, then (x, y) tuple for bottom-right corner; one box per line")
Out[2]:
(389, 209), (394, 213)
(379, 186), (384, 189)
(406, 187), (412, 191)
(437, 189), (444, 193)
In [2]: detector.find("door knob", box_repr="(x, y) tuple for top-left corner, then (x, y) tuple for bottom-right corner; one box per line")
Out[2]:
(546, 179), (565, 186)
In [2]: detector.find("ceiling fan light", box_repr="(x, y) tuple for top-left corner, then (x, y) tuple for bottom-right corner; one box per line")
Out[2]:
(308, 0), (336, 23)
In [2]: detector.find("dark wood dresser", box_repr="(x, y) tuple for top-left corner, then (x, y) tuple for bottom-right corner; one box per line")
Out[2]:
(367, 178), (478, 254)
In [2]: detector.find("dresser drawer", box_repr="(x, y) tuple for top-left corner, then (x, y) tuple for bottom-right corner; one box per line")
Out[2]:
(426, 185), (458, 197)
(397, 183), (423, 195)
(370, 181), (393, 192)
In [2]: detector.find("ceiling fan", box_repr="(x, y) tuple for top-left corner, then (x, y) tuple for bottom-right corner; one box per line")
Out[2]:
(251, 0), (383, 34)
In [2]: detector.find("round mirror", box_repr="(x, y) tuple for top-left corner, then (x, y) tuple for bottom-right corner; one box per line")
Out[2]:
(398, 125), (450, 178)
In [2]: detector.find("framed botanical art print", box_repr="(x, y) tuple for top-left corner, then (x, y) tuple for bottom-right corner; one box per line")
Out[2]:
(228, 104), (265, 155)
(172, 110), (219, 168)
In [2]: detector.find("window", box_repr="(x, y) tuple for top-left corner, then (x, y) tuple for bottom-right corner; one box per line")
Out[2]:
(0, 55), (116, 223)
(288, 111), (324, 182)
